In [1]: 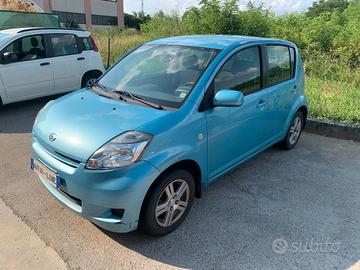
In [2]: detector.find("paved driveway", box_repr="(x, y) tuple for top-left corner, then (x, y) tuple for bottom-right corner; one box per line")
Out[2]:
(0, 97), (359, 270)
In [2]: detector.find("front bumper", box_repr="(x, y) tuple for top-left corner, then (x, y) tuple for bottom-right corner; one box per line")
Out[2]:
(32, 138), (160, 233)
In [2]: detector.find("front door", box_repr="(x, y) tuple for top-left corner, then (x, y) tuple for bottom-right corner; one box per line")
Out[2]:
(205, 46), (269, 180)
(0, 34), (54, 100)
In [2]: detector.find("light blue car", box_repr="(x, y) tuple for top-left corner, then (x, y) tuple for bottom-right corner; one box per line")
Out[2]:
(32, 35), (308, 236)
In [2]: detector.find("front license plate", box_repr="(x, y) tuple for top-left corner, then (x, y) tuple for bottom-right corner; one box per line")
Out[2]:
(31, 158), (60, 189)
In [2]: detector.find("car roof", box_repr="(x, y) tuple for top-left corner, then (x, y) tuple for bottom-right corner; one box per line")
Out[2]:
(0, 27), (88, 36)
(147, 35), (293, 50)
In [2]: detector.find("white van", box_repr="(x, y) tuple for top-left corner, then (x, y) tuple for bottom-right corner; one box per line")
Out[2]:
(0, 27), (105, 105)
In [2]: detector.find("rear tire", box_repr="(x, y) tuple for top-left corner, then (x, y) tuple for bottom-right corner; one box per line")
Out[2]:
(280, 111), (304, 150)
(140, 169), (195, 236)
(81, 72), (102, 88)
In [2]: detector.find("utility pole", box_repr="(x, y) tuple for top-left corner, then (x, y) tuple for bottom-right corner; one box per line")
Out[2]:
(141, 0), (144, 13)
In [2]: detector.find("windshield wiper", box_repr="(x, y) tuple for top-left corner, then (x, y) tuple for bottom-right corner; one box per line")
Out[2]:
(114, 89), (164, 110)
(92, 84), (128, 102)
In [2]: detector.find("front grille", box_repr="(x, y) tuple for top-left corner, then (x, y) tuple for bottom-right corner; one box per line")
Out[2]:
(36, 139), (81, 168)
(55, 151), (81, 165)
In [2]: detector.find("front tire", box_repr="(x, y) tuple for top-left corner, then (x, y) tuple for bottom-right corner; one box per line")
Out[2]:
(280, 111), (304, 150)
(140, 169), (195, 236)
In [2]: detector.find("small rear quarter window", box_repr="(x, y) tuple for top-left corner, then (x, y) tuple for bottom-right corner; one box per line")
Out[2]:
(80, 37), (94, 51)
(267, 45), (293, 86)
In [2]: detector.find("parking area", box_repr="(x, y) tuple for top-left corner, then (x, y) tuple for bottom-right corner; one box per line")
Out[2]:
(0, 96), (360, 270)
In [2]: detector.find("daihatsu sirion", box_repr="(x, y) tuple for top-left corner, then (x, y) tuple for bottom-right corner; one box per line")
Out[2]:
(32, 35), (308, 236)
(0, 27), (104, 106)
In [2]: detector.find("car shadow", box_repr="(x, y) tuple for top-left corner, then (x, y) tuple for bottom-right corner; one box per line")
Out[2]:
(0, 94), (64, 134)
(96, 148), (290, 269)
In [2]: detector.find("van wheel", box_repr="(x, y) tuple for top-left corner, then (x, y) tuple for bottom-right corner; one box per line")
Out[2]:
(280, 111), (304, 150)
(81, 72), (101, 88)
(140, 169), (195, 236)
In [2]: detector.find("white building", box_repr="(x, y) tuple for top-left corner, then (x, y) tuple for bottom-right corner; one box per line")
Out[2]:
(31, 0), (124, 28)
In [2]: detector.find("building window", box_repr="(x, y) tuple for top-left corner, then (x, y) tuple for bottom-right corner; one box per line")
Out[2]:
(53, 11), (86, 25)
(92, 15), (117, 26)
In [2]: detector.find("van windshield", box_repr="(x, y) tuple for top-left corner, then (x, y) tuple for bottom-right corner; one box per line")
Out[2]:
(97, 44), (219, 109)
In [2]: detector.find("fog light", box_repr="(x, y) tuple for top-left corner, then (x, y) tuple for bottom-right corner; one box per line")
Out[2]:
(111, 209), (124, 218)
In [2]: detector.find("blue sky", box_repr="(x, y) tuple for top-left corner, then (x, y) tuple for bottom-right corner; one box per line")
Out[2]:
(124, 0), (315, 15)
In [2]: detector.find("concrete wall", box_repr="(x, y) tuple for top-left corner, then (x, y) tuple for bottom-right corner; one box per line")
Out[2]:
(51, 0), (85, 13)
(29, 0), (124, 28)
(91, 0), (117, 17)
(31, 0), (44, 9)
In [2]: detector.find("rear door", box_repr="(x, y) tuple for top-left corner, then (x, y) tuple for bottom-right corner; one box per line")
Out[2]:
(263, 45), (297, 139)
(48, 33), (84, 93)
(0, 34), (54, 99)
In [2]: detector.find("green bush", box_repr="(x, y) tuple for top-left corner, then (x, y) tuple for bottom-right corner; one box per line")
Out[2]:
(90, 0), (360, 124)
(306, 77), (360, 124)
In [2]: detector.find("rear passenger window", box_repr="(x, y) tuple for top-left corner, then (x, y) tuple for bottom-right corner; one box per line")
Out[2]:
(267, 45), (294, 85)
(50, 34), (79, 57)
(214, 47), (261, 95)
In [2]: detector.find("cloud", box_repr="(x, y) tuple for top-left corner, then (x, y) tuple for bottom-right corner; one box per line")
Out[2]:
(267, 0), (313, 14)
(124, 0), (313, 15)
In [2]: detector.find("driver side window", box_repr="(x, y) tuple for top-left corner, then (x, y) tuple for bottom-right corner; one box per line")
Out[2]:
(1, 34), (46, 63)
(214, 46), (261, 95)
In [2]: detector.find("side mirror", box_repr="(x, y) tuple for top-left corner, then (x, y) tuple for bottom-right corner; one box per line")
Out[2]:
(2, 52), (18, 63)
(213, 89), (244, 107)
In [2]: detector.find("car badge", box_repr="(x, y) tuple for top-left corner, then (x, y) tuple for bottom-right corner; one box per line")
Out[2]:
(49, 133), (57, 142)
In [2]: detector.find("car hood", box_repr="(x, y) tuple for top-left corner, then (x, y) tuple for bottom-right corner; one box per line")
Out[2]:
(33, 89), (170, 162)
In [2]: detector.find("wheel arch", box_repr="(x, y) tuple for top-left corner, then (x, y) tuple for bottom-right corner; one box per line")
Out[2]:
(139, 159), (202, 227)
(298, 105), (308, 129)
(147, 160), (202, 200)
(81, 69), (103, 87)
(284, 96), (308, 133)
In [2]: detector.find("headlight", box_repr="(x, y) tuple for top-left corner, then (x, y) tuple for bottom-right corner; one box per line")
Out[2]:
(86, 131), (152, 170)
(34, 100), (54, 124)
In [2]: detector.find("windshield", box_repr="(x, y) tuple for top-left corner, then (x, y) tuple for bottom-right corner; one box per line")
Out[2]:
(97, 44), (219, 108)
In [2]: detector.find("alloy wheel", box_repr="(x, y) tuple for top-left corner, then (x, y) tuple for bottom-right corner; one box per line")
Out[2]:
(155, 179), (190, 227)
(289, 116), (302, 145)
(86, 78), (97, 88)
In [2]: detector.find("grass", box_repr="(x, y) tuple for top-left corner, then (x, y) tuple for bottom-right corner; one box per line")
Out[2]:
(91, 28), (360, 125)
(306, 77), (360, 124)
(91, 28), (151, 68)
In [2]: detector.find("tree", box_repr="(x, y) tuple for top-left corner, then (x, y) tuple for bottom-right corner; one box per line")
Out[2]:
(306, 0), (350, 17)
(125, 11), (151, 30)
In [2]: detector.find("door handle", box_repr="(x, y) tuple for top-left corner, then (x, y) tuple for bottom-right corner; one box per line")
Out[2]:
(77, 57), (85, 61)
(40, 62), (50, 66)
(256, 99), (267, 109)
(292, 85), (297, 94)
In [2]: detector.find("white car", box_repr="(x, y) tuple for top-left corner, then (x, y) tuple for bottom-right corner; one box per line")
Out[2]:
(0, 27), (105, 105)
